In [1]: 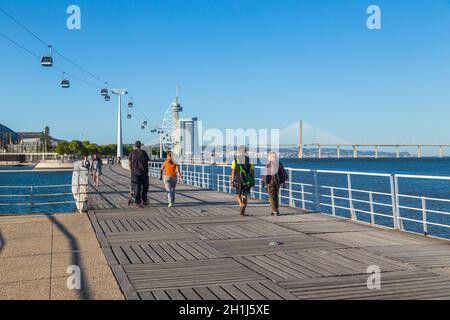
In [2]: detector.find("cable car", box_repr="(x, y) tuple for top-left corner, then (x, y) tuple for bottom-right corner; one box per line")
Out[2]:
(127, 114), (132, 119)
(128, 101), (133, 108)
(143, 121), (148, 126)
(59, 72), (70, 88)
(60, 79), (70, 88)
(104, 95), (110, 101)
(141, 125), (145, 130)
(41, 45), (53, 67)
(100, 88), (108, 96)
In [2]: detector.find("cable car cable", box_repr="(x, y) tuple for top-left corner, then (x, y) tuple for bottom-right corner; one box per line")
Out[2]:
(1, 9), (155, 120)
(0, 8), (48, 47)
(0, 31), (102, 89)
(0, 8), (120, 88)
(0, 32), (40, 59)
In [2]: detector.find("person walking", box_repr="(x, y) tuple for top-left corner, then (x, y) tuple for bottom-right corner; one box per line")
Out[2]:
(128, 141), (150, 208)
(90, 153), (103, 187)
(81, 154), (91, 171)
(230, 146), (255, 216)
(262, 152), (288, 216)
(159, 152), (183, 207)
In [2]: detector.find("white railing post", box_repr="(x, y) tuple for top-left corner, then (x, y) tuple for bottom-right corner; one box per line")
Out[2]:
(186, 165), (190, 185)
(202, 165), (205, 188)
(313, 170), (320, 213)
(30, 186), (33, 213)
(422, 196), (428, 235)
(288, 169), (294, 207)
(222, 166), (226, 192)
(259, 179), (262, 200)
(392, 174), (401, 230)
(301, 184), (305, 209)
(77, 168), (80, 212)
(194, 165), (197, 187)
(347, 173), (356, 220)
(330, 187), (336, 216)
(369, 192), (375, 225)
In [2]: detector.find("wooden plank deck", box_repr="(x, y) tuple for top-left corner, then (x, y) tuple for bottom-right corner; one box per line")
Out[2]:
(88, 165), (450, 300)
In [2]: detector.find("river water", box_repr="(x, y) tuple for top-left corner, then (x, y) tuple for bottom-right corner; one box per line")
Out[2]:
(0, 166), (75, 215)
(2, 159), (450, 239)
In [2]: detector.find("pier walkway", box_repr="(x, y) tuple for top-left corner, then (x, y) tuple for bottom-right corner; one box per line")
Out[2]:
(88, 165), (450, 300)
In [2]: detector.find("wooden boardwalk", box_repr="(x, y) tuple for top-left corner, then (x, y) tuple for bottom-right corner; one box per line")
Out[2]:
(87, 165), (450, 300)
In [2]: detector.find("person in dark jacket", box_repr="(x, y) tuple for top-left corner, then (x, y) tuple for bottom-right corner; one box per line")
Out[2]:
(128, 141), (150, 208)
(262, 152), (287, 216)
(81, 154), (91, 171)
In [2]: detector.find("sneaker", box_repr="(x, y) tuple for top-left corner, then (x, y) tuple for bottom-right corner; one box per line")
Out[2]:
(271, 212), (279, 216)
(141, 200), (150, 207)
(133, 204), (141, 209)
(168, 203), (173, 207)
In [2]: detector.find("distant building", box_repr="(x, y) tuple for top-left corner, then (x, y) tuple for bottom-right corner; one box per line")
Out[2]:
(16, 132), (61, 152)
(179, 117), (200, 156)
(0, 124), (61, 153)
(0, 124), (20, 150)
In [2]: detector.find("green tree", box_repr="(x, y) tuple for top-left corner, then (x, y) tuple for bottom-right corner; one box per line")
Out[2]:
(86, 143), (99, 155)
(123, 144), (133, 157)
(40, 126), (51, 152)
(55, 141), (70, 155)
(68, 140), (85, 156)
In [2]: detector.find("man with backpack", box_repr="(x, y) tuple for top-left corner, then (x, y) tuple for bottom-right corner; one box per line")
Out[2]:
(262, 151), (288, 216)
(128, 141), (150, 208)
(230, 146), (255, 216)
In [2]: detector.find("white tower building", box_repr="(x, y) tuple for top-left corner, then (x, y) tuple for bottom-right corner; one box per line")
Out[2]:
(179, 117), (199, 157)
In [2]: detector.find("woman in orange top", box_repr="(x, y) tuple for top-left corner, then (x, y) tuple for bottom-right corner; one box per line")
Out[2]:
(159, 152), (183, 207)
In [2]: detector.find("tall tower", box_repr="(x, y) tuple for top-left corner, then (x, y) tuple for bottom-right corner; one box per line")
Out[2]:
(170, 86), (183, 156)
(298, 120), (304, 159)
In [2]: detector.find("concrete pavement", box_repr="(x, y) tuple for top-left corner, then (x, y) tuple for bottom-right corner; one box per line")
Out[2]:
(0, 213), (123, 300)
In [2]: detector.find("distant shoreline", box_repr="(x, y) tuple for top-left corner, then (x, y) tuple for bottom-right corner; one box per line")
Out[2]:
(0, 162), (34, 167)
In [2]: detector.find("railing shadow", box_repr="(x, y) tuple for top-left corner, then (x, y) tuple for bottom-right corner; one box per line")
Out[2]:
(47, 214), (91, 300)
(0, 231), (4, 257)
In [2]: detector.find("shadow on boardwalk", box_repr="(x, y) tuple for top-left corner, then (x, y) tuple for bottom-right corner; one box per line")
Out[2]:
(47, 215), (92, 300)
(0, 231), (4, 257)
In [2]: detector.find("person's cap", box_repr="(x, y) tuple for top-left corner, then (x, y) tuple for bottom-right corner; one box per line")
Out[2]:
(135, 141), (142, 148)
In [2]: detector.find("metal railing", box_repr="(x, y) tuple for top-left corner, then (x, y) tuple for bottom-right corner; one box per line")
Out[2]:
(148, 162), (211, 188)
(0, 168), (89, 214)
(149, 161), (450, 241)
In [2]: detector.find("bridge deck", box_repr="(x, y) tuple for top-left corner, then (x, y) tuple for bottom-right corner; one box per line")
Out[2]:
(88, 165), (450, 300)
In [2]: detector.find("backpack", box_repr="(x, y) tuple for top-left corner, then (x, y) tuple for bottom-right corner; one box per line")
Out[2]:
(277, 162), (288, 184)
(266, 162), (288, 185)
(235, 156), (255, 189)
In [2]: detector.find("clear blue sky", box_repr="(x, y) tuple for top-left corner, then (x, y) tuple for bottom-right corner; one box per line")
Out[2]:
(1, 0), (449, 145)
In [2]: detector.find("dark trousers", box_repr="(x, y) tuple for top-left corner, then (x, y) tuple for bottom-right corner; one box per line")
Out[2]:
(268, 183), (281, 213)
(131, 174), (149, 204)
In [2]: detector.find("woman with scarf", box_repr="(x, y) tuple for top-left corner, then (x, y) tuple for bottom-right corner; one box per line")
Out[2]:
(262, 152), (288, 216)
